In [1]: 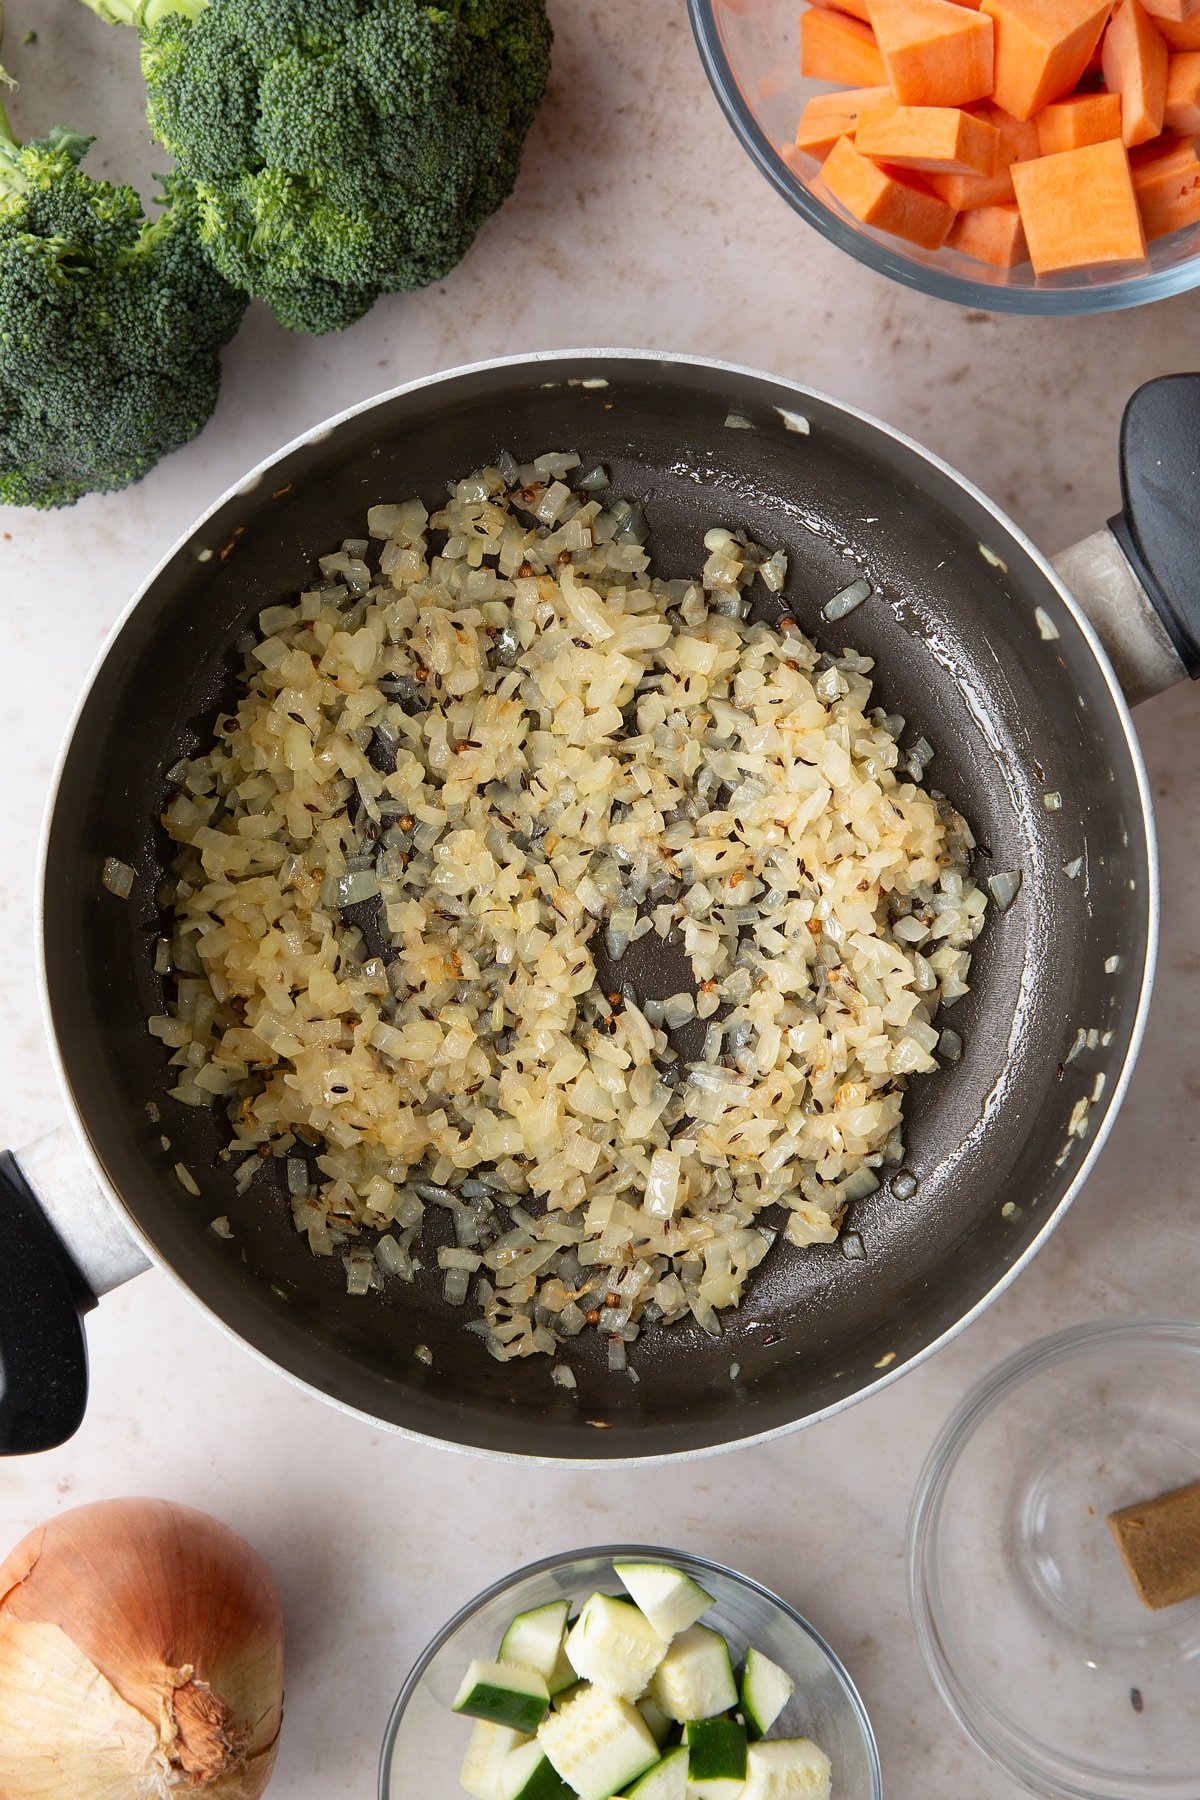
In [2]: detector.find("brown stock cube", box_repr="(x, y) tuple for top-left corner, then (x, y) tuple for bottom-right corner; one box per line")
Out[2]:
(1107, 1479), (1200, 1609)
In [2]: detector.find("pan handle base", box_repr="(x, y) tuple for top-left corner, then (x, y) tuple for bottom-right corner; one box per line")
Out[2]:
(1052, 529), (1186, 708)
(15, 1126), (151, 1298)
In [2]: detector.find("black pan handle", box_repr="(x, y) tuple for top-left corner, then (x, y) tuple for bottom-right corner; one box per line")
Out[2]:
(1109, 373), (1200, 680)
(0, 1151), (95, 1455)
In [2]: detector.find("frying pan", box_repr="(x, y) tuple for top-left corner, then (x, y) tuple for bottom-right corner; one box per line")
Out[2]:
(3, 350), (1197, 1466)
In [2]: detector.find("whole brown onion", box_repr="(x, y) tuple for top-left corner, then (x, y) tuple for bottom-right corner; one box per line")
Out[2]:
(0, 1497), (285, 1798)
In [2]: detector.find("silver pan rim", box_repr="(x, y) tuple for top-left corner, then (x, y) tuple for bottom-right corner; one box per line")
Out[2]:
(34, 347), (1160, 1468)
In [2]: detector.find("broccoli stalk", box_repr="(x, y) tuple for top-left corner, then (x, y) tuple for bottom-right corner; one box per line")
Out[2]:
(78, 0), (207, 24)
(0, 86), (248, 508)
(76, 0), (553, 335)
(0, 93), (88, 195)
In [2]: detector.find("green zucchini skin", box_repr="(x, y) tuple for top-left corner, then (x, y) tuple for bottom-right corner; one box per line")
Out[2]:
(454, 1659), (551, 1733)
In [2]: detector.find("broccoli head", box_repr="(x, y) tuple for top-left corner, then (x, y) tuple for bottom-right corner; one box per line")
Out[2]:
(0, 107), (248, 508)
(80, 0), (553, 335)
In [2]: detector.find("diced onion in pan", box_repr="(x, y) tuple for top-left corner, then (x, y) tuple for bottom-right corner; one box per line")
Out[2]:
(153, 460), (990, 1368)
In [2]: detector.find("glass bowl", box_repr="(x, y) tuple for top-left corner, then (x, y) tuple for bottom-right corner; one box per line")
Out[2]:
(687, 0), (1200, 313)
(379, 1543), (882, 1799)
(908, 1320), (1200, 1800)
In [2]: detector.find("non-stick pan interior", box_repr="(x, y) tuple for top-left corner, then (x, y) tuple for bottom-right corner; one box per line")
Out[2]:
(43, 355), (1153, 1460)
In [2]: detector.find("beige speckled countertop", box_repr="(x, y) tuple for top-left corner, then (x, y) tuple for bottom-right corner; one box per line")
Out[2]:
(2, 3), (1200, 1795)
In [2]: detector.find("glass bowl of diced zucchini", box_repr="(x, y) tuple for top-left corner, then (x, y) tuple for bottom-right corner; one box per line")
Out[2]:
(378, 1545), (881, 1800)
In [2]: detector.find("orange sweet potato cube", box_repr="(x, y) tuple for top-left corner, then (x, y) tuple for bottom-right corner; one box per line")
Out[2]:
(1156, 11), (1200, 42)
(1011, 137), (1147, 268)
(801, 8), (889, 82)
(1037, 91), (1124, 151)
(948, 199), (1030, 259)
(866, 0), (995, 103)
(1140, 0), (1200, 25)
(1103, 0), (1169, 144)
(818, 132), (958, 243)
(982, 0), (1115, 118)
(1131, 131), (1200, 232)
(856, 98), (1002, 169)
(1164, 49), (1200, 126)
(925, 100), (1040, 201)
(791, 85), (895, 159)
(808, 0), (874, 23)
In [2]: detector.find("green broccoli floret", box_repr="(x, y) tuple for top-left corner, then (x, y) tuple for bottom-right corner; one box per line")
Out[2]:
(0, 97), (248, 508)
(80, 0), (553, 335)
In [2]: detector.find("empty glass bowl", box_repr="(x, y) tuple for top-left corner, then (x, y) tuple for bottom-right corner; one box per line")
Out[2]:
(687, 0), (1200, 313)
(908, 1320), (1200, 1800)
(379, 1543), (881, 1799)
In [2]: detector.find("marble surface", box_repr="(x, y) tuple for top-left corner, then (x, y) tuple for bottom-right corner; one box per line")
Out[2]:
(3, 2), (1200, 1796)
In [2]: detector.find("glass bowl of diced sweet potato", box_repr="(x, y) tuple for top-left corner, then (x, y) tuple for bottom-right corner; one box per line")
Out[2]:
(688, 0), (1200, 310)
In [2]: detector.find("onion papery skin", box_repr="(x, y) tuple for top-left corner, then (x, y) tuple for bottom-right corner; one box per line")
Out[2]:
(0, 1498), (284, 1799)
